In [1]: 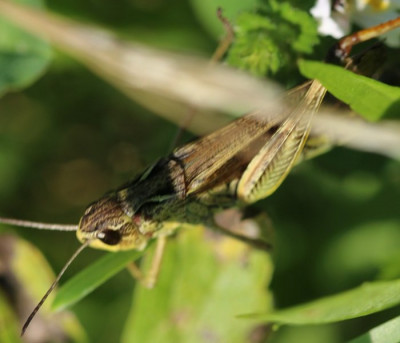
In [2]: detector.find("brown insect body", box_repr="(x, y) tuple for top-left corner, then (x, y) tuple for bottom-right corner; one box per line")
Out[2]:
(77, 83), (325, 252)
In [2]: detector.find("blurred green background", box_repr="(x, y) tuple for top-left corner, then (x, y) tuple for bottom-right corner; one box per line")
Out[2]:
(1, 0), (400, 342)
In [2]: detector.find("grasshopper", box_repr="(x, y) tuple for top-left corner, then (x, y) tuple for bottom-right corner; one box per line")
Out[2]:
(0, 13), (400, 335)
(76, 79), (325, 251)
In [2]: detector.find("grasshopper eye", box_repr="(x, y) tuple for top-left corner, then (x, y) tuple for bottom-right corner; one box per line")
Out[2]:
(97, 229), (122, 246)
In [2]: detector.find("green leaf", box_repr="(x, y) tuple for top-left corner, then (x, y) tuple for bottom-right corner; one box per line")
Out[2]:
(121, 227), (274, 343)
(299, 60), (400, 121)
(348, 315), (400, 343)
(53, 249), (144, 311)
(0, 0), (52, 96)
(227, 1), (319, 77)
(242, 279), (400, 324)
(0, 291), (22, 343)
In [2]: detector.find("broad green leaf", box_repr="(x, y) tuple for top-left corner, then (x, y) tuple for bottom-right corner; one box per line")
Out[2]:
(299, 60), (400, 121)
(0, 0), (51, 96)
(243, 279), (400, 324)
(122, 227), (273, 343)
(53, 249), (144, 310)
(348, 315), (400, 343)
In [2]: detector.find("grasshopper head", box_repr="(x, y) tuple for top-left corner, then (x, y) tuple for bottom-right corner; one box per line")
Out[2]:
(77, 195), (149, 251)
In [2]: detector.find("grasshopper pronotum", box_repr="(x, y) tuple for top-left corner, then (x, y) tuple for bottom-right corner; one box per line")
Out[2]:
(0, 5), (399, 334)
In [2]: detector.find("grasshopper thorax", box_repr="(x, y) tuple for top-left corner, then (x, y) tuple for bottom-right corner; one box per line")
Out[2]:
(77, 194), (149, 251)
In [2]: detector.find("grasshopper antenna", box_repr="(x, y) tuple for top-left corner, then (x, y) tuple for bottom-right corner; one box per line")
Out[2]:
(21, 239), (92, 336)
(0, 217), (78, 231)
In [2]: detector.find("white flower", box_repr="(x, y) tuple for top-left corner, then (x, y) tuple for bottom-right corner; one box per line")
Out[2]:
(311, 0), (350, 38)
(311, 0), (400, 47)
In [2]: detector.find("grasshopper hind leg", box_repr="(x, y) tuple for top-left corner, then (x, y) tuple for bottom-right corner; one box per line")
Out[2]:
(236, 81), (327, 204)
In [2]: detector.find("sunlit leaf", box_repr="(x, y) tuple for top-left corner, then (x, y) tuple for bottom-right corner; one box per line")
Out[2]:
(299, 60), (400, 121)
(243, 279), (400, 324)
(53, 249), (144, 310)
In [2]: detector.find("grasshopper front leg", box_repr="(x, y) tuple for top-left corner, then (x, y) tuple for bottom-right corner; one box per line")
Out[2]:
(127, 236), (167, 289)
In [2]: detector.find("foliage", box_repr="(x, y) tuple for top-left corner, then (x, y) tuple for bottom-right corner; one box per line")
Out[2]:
(227, 0), (319, 78)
